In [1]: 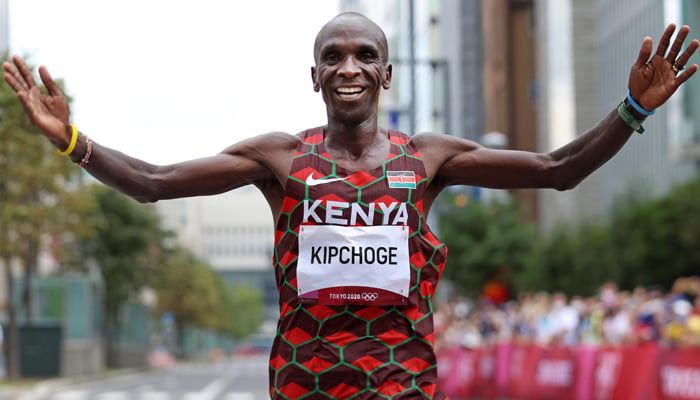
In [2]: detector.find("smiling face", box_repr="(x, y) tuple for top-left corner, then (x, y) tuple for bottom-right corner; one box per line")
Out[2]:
(311, 13), (392, 126)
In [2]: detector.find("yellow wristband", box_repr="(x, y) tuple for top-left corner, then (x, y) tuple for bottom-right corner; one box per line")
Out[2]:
(58, 124), (79, 155)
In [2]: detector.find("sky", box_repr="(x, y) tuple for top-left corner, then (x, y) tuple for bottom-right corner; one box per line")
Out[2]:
(8, 0), (340, 164)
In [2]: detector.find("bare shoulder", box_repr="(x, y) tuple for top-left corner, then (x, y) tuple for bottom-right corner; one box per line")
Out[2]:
(218, 131), (300, 187)
(410, 132), (481, 178)
(220, 131), (299, 168)
(223, 131), (300, 156)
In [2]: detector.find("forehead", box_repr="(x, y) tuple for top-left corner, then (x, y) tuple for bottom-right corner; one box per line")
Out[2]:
(314, 16), (387, 57)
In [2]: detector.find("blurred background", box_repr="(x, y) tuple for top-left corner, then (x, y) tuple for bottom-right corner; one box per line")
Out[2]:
(1, 0), (700, 399)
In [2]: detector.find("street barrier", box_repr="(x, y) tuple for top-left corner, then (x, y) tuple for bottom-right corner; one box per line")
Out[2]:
(436, 341), (700, 400)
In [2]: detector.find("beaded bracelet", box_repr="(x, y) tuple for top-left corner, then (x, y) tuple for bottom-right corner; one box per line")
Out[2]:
(79, 135), (93, 166)
(617, 101), (645, 134)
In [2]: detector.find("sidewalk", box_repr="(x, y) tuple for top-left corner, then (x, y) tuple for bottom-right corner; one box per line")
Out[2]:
(0, 368), (147, 400)
(0, 378), (45, 400)
(0, 386), (27, 399)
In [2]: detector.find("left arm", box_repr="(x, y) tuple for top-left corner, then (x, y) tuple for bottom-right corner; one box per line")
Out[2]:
(418, 108), (634, 191)
(419, 24), (698, 191)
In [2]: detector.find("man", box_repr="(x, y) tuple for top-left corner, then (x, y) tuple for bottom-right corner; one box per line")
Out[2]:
(3, 11), (698, 400)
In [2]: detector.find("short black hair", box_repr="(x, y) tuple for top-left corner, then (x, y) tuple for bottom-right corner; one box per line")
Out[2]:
(313, 12), (390, 64)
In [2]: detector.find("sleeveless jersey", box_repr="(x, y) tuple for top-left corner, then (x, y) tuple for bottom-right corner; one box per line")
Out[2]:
(270, 126), (449, 399)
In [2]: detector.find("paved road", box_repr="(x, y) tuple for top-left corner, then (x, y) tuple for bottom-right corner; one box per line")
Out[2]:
(4, 356), (269, 400)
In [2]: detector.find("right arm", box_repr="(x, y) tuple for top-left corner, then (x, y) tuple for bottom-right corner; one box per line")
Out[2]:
(76, 132), (295, 203)
(3, 55), (296, 203)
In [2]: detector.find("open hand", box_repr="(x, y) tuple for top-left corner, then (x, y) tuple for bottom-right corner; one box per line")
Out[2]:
(2, 55), (72, 147)
(629, 24), (699, 111)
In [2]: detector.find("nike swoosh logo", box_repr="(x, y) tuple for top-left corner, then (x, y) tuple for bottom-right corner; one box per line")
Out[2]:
(305, 172), (348, 186)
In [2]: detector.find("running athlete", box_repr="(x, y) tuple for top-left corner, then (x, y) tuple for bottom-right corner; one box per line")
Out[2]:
(3, 11), (698, 400)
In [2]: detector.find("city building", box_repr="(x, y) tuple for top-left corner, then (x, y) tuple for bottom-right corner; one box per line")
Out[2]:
(339, 0), (448, 136)
(0, 0), (7, 55)
(155, 187), (278, 319)
(344, 0), (700, 231)
(537, 0), (700, 231)
(536, 0), (601, 230)
(349, 0), (539, 220)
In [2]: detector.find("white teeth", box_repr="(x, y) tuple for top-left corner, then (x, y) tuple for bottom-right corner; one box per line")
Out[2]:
(336, 87), (363, 94)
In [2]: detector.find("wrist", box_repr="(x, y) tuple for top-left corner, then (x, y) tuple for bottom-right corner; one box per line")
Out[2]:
(55, 124), (94, 166)
(48, 124), (72, 149)
(624, 99), (648, 120)
(617, 100), (645, 134)
(57, 124), (79, 155)
(626, 91), (655, 119)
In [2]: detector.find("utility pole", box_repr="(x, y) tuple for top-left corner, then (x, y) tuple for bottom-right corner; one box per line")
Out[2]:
(408, 0), (417, 135)
(0, 0), (8, 55)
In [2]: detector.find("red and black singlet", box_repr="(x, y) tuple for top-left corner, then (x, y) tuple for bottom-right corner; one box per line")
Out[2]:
(270, 126), (449, 399)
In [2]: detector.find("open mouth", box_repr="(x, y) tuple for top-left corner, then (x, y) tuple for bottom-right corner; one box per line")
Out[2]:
(335, 86), (365, 98)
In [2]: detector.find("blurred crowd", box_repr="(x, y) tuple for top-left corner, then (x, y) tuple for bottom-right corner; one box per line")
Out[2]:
(434, 276), (700, 351)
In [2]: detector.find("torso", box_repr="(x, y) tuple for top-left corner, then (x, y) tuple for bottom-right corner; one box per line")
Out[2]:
(268, 126), (449, 399)
(256, 128), (448, 225)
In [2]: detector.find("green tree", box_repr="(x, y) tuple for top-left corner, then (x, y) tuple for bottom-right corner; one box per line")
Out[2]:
(66, 184), (167, 366)
(0, 54), (94, 379)
(152, 247), (222, 333)
(218, 282), (263, 340)
(437, 193), (537, 299)
(521, 222), (613, 296)
(522, 178), (700, 296)
(607, 178), (700, 289)
(151, 246), (263, 347)
(438, 178), (700, 301)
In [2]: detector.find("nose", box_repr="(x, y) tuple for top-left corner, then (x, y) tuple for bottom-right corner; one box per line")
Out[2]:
(337, 56), (361, 78)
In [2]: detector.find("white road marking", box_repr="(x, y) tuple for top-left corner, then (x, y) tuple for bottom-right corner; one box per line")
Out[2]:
(226, 393), (256, 400)
(139, 391), (171, 400)
(182, 377), (228, 400)
(53, 391), (88, 400)
(96, 392), (128, 400)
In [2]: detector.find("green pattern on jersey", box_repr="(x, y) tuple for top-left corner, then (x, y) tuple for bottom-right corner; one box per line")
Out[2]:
(270, 127), (449, 399)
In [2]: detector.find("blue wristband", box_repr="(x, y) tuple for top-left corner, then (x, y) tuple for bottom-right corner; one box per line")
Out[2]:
(626, 91), (655, 116)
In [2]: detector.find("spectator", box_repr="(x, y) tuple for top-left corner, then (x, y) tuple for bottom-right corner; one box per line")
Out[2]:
(547, 292), (581, 346)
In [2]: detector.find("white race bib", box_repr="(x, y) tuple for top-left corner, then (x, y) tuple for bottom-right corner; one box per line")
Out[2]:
(297, 225), (410, 305)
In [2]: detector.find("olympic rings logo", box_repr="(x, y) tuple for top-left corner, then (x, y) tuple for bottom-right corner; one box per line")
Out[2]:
(362, 292), (379, 302)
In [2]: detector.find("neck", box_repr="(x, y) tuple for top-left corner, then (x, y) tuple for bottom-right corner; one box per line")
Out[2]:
(324, 119), (383, 159)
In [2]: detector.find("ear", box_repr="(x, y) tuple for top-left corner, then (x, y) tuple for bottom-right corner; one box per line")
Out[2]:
(382, 64), (393, 90)
(311, 66), (320, 92)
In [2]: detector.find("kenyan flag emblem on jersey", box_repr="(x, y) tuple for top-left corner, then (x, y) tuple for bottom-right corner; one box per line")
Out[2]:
(387, 171), (417, 189)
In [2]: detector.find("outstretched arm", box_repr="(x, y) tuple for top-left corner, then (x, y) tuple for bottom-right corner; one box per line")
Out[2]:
(2, 55), (295, 203)
(420, 24), (698, 191)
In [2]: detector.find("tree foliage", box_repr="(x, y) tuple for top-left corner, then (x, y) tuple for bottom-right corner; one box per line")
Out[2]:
(519, 222), (613, 296)
(607, 178), (700, 288)
(151, 246), (222, 331)
(219, 283), (264, 339)
(438, 178), (700, 300)
(76, 185), (167, 311)
(152, 246), (264, 340)
(0, 54), (94, 378)
(437, 193), (537, 298)
(63, 184), (167, 365)
(0, 53), (93, 280)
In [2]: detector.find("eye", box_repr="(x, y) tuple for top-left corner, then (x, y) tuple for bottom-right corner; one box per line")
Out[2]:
(322, 52), (340, 64)
(359, 52), (378, 62)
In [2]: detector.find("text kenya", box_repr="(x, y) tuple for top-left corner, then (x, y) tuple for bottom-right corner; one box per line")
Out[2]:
(302, 200), (409, 225)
